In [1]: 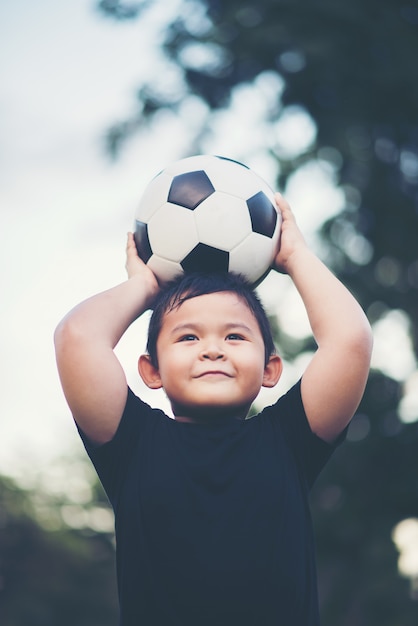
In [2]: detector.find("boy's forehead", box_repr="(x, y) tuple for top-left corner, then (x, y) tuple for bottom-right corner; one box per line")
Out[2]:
(164, 290), (256, 322)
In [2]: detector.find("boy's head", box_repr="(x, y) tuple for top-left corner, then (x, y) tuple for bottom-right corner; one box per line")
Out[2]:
(139, 272), (282, 421)
(146, 272), (276, 369)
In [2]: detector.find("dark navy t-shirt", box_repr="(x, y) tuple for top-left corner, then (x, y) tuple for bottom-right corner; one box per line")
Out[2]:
(80, 381), (342, 626)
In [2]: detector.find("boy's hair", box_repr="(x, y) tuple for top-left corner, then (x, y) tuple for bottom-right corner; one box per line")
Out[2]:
(146, 272), (276, 368)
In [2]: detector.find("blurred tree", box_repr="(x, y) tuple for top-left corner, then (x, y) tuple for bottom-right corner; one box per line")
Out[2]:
(99, 0), (418, 353)
(0, 474), (118, 626)
(312, 371), (418, 625)
(93, 1), (418, 624)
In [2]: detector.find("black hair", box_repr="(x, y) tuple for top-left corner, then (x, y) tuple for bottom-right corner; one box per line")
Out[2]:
(146, 272), (275, 368)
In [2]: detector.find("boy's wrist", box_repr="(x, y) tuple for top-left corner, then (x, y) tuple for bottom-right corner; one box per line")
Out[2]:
(127, 272), (160, 309)
(285, 246), (314, 275)
(274, 243), (313, 277)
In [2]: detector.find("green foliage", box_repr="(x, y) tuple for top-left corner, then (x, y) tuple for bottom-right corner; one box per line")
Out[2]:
(45, 1), (418, 623)
(312, 371), (418, 625)
(0, 475), (118, 626)
(99, 0), (418, 359)
(97, 1), (418, 622)
(97, 0), (150, 21)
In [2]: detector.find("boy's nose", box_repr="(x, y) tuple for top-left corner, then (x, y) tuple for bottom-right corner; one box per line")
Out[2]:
(201, 344), (225, 360)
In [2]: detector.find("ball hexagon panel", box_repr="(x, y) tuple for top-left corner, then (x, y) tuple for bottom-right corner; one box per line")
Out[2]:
(147, 255), (184, 284)
(216, 155), (250, 169)
(168, 170), (215, 209)
(194, 193), (252, 250)
(229, 232), (277, 285)
(247, 191), (277, 238)
(163, 155), (214, 176)
(194, 156), (276, 205)
(147, 204), (199, 262)
(181, 244), (230, 274)
(136, 172), (174, 222)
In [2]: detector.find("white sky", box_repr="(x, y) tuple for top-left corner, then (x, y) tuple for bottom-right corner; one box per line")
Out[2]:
(0, 0), (186, 478)
(1, 0), (417, 482)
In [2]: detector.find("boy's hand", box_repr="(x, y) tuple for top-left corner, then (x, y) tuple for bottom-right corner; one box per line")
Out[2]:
(272, 193), (308, 275)
(126, 232), (160, 300)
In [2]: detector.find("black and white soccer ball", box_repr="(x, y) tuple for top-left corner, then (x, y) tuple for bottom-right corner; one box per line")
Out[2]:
(133, 155), (281, 286)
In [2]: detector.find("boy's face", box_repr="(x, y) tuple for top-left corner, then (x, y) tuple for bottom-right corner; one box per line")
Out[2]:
(139, 291), (282, 422)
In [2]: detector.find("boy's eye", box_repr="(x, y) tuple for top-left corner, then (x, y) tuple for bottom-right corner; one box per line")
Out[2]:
(226, 333), (245, 341)
(178, 334), (198, 342)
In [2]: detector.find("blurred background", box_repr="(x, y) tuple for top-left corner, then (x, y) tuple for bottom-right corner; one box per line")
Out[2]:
(1, 0), (418, 624)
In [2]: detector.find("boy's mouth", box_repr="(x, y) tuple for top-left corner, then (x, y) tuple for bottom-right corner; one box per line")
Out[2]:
(195, 370), (233, 378)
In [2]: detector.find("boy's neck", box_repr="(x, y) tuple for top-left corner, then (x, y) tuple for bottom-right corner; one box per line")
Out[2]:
(173, 406), (249, 424)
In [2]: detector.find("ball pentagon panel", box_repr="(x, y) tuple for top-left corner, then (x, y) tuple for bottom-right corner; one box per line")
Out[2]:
(181, 243), (230, 274)
(134, 220), (152, 263)
(168, 170), (215, 210)
(247, 191), (278, 238)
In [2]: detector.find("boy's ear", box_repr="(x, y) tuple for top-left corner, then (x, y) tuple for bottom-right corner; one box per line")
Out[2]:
(262, 354), (283, 388)
(138, 354), (163, 389)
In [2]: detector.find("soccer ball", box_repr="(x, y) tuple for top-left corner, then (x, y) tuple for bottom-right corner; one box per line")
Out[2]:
(133, 155), (281, 286)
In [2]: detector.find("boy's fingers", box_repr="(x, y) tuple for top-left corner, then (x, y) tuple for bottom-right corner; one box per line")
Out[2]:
(126, 232), (138, 254)
(275, 192), (291, 214)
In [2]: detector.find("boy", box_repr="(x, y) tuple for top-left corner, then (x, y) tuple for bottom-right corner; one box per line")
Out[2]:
(54, 194), (373, 625)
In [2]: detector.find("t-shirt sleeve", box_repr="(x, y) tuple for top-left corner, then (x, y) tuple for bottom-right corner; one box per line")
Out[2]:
(77, 387), (160, 506)
(263, 379), (346, 487)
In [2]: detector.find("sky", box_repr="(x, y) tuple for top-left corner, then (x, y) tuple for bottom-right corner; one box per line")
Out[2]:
(0, 0), (186, 479)
(1, 0), (417, 484)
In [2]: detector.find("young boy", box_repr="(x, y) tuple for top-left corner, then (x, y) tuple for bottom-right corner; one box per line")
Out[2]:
(54, 194), (373, 625)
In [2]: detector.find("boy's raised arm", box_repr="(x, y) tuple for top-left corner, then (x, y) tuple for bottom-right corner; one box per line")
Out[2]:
(273, 195), (373, 443)
(54, 234), (159, 445)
